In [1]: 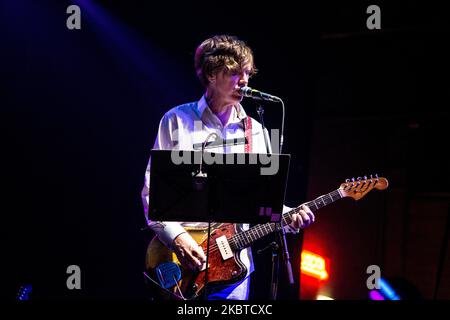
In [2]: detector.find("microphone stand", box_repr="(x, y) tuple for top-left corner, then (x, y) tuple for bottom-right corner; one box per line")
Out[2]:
(256, 241), (280, 300)
(256, 105), (271, 154)
(192, 133), (218, 300)
(240, 86), (284, 153)
(256, 103), (293, 300)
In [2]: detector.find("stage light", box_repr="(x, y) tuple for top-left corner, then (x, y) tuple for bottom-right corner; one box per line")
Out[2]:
(369, 289), (385, 300)
(379, 278), (400, 300)
(316, 294), (334, 300)
(301, 250), (329, 281)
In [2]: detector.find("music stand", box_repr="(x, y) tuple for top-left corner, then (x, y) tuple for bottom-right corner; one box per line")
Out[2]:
(148, 150), (290, 224)
(147, 149), (290, 299)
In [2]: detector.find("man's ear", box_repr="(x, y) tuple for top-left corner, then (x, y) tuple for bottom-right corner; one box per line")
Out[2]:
(208, 76), (216, 83)
(207, 72), (216, 84)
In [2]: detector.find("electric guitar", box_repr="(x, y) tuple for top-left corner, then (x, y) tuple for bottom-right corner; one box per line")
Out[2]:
(145, 175), (389, 300)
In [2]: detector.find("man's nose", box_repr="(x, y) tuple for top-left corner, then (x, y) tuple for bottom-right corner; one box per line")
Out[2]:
(239, 74), (249, 86)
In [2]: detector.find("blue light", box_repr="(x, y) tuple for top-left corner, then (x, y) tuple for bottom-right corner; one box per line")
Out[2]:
(17, 284), (32, 301)
(379, 278), (400, 300)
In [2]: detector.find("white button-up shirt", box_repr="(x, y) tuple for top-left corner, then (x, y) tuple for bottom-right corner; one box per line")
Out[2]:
(141, 95), (292, 277)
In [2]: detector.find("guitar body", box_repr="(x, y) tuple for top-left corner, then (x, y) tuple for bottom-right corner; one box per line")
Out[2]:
(145, 223), (247, 300)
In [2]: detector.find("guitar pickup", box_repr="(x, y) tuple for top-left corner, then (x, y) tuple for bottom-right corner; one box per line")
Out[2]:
(215, 235), (233, 261)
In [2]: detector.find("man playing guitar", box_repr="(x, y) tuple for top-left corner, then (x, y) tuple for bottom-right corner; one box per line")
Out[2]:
(141, 35), (315, 300)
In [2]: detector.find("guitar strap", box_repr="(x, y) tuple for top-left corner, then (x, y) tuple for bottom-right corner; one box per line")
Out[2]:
(243, 116), (252, 153)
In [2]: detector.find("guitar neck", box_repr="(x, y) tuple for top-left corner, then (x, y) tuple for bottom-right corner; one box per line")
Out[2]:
(231, 189), (343, 250)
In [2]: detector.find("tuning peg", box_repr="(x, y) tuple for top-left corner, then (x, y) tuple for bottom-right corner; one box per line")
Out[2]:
(345, 178), (350, 183)
(363, 175), (368, 180)
(375, 174), (379, 178)
(370, 174), (373, 179)
(352, 177), (355, 182)
(357, 177), (362, 181)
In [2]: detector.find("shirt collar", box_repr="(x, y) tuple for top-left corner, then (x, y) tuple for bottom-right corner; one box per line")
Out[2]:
(197, 95), (248, 124)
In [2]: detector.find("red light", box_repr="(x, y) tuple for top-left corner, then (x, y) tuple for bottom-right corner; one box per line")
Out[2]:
(301, 250), (329, 281)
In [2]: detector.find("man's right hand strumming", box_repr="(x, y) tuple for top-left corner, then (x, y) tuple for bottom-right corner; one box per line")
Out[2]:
(172, 232), (207, 271)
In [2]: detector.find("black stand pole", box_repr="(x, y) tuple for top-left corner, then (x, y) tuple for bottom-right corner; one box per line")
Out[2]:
(256, 105), (271, 154)
(278, 222), (295, 285)
(270, 243), (280, 300)
(195, 133), (218, 300)
(257, 241), (280, 300)
(256, 104), (294, 300)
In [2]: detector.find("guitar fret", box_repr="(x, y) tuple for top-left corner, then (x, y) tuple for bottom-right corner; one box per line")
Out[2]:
(237, 234), (245, 248)
(269, 223), (275, 232)
(261, 226), (267, 236)
(262, 226), (267, 236)
(312, 201), (318, 211)
(316, 196), (325, 208)
(231, 189), (345, 249)
(256, 226), (262, 237)
(241, 233), (248, 247)
(235, 235), (242, 248)
(242, 235), (248, 247)
(242, 234), (248, 247)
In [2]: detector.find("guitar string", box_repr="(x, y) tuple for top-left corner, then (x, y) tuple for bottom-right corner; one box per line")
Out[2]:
(206, 201), (312, 253)
(203, 190), (343, 254)
(203, 211), (294, 254)
(194, 184), (380, 254)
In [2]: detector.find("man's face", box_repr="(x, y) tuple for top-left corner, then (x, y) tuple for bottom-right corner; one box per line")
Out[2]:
(209, 63), (252, 105)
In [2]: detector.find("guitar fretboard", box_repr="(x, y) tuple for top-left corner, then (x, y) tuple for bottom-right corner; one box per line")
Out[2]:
(229, 189), (342, 250)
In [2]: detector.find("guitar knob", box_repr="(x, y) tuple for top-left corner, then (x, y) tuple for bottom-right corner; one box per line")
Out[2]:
(232, 271), (238, 276)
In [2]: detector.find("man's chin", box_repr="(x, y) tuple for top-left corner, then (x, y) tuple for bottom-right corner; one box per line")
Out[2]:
(234, 94), (244, 103)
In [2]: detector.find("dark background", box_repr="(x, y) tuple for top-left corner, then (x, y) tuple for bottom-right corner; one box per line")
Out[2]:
(2, 0), (450, 300)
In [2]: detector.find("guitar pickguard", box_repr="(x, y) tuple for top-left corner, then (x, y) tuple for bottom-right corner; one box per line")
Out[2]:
(145, 223), (247, 300)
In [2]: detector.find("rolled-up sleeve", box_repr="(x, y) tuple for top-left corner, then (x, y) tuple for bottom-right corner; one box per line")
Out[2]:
(141, 113), (186, 248)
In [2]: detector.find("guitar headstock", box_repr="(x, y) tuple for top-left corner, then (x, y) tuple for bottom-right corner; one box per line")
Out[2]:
(339, 174), (389, 201)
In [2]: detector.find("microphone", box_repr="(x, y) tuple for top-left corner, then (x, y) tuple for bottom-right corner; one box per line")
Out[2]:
(239, 86), (281, 102)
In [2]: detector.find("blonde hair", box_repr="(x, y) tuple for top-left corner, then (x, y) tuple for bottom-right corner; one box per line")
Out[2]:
(194, 35), (257, 87)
